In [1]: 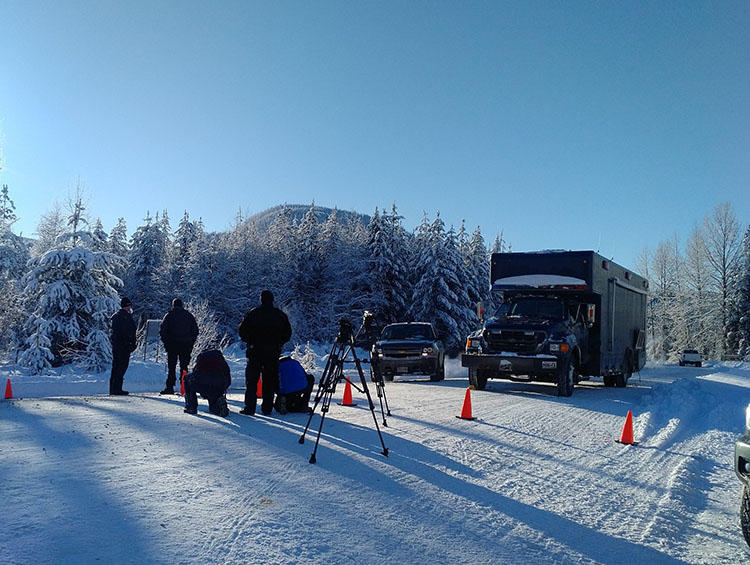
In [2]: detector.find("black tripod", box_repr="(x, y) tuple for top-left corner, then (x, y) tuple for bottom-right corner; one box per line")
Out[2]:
(299, 318), (389, 464)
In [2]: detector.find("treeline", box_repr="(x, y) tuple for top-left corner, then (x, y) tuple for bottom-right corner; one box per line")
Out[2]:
(636, 203), (750, 362)
(2, 185), (748, 374)
(0, 187), (502, 373)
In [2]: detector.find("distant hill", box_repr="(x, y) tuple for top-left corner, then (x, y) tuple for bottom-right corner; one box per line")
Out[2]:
(245, 204), (371, 232)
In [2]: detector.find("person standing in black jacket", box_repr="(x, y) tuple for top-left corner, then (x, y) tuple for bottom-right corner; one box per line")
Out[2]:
(110, 297), (137, 396)
(238, 290), (292, 415)
(159, 298), (199, 395)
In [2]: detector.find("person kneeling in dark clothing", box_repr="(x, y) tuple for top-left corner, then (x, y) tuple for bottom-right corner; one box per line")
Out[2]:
(184, 349), (231, 417)
(274, 356), (315, 414)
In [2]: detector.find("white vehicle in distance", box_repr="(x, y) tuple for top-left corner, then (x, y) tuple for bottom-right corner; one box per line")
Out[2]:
(679, 349), (702, 367)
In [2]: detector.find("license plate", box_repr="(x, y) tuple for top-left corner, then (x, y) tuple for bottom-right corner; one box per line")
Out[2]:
(397, 366), (408, 373)
(542, 361), (557, 369)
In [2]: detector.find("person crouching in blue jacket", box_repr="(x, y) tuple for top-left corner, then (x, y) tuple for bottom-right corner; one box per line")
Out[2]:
(274, 356), (315, 414)
(183, 349), (231, 417)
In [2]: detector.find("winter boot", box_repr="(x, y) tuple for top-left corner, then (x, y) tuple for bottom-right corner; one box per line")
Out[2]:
(159, 387), (175, 395)
(274, 395), (288, 415)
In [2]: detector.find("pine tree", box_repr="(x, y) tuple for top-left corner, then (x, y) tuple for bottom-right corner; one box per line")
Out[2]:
(124, 211), (171, 322)
(32, 203), (66, 256)
(290, 203), (326, 341)
(20, 195), (122, 372)
(408, 213), (466, 353)
(0, 184), (18, 227)
(264, 205), (297, 308)
(0, 185), (30, 353)
(109, 218), (128, 258)
(91, 219), (109, 252)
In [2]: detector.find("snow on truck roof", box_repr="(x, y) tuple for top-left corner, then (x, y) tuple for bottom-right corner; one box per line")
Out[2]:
(493, 274), (588, 289)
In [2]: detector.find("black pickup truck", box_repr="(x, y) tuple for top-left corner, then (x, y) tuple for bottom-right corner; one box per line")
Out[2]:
(370, 322), (445, 382)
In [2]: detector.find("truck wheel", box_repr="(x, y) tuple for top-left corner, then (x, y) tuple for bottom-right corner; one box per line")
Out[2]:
(616, 351), (633, 387)
(603, 375), (616, 387)
(557, 359), (576, 397)
(741, 485), (750, 547)
(468, 367), (487, 390)
(384, 373), (394, 382)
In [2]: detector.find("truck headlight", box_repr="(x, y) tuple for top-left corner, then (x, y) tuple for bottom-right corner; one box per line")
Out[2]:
(422, 346), (434, 356)
(375, 348), (383, 358)
(549, 343), (569, 353)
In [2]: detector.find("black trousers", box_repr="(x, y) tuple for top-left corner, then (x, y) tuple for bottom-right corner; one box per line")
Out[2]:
(166, 345), (192, 388)
(184, 373), (225, 414)
(110, 347), (130, 393)
(244, 352), (280, 414)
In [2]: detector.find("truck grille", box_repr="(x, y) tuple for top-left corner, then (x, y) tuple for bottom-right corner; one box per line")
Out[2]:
(383, 349), (421, 358)
(486, 330), (546, 354)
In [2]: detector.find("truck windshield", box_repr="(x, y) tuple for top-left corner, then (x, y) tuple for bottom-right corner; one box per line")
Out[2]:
(381, 325), (433, 340)
(496, 299), (565, 320)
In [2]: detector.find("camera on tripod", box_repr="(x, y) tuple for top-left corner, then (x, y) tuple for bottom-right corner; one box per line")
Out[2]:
(300, 310), (390, 463)
(337, 318), (355, 342)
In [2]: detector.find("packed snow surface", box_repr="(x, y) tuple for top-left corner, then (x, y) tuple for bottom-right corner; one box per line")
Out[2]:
(2, 355), (750, 564)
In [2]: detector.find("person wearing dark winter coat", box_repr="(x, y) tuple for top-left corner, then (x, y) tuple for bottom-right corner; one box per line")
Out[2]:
(159, 298), (199, 395)
(110, 297), (137, 396)
(183, 349), (231, 417)
(237, 290), (292, 415)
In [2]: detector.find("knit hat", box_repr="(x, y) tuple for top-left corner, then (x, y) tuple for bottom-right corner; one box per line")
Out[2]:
(120, 297), (132, 308)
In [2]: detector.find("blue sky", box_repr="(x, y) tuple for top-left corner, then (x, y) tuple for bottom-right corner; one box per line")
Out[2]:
(1, 1), (748, 269)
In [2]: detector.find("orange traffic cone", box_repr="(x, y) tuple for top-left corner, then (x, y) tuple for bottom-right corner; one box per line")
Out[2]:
(4, 378), (12, 399)
(179, 370), (186, 395)
(616, 410), (637, 445)
(257, 375), (263, 397)
(456, 388), (477, 420)
(339, 379), (357, 406)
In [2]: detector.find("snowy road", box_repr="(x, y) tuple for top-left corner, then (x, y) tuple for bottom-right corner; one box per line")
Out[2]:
(2, 360), (750, 564)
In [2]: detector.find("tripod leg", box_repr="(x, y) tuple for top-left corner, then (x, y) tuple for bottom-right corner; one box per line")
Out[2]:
(309, 367), (339, 464)
(300, 341), (343, 444)
(351, 345), (389, 456)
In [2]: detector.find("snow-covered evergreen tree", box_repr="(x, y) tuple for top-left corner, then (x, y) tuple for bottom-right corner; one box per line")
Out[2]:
(124, 211), (171, 322)
(32, 203), (66, 256)
(0, 184), (18, 227)
(17, 319), (55, 373)
(168, 210), (202, 295)
(0, 185), (30, 353)
(264, 205), (297, 309)
(91, 219), (109, 252)
(467, 225), (491, 310)
(20, 195), (122, 371)
(291, 341), (318, 374)
(109, 217), (129, 258)
(288, 203), (326, 341)
(408, 213), (467, 354)
(366, 205), (412, 327)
